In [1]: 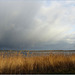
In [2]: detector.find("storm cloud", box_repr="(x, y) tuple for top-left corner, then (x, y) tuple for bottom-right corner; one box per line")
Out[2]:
(0, 0), (75, 50)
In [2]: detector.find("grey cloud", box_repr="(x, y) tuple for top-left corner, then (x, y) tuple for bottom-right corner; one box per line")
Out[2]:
(0, 1), (43, 49)
(29, 40), (75, 50)
(0, 0), (75, 50)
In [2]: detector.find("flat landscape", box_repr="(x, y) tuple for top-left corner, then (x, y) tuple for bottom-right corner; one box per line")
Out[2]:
(0, 0), (75, 74)
(0, 50), (75, 74)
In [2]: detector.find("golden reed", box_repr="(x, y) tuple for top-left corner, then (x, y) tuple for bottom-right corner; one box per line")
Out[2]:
(0, 51), (75, 74)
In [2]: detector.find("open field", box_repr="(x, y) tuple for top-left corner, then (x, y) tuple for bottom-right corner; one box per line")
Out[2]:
(0, 51), (75, 74)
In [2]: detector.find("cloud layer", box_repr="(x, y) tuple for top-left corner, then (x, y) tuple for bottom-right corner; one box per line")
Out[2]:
(0, 0), (75, 50)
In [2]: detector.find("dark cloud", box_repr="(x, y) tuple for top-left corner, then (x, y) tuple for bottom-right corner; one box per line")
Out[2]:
(0, 0), (42, 49)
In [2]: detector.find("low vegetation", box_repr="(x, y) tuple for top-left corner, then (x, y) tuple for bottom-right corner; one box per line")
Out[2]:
(0, 51), (75, 74)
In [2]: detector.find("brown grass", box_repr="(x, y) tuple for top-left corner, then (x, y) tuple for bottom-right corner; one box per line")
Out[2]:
(0, 51), (75, 74)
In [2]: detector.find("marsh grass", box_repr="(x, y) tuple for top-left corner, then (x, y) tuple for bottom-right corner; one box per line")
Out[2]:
(0, 51), (75, 74)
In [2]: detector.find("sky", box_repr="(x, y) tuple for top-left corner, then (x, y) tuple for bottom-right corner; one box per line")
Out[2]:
(0, 0), (75, 50)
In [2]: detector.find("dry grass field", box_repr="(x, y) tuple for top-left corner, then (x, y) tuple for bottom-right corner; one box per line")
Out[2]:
(0, 51), (75, 74)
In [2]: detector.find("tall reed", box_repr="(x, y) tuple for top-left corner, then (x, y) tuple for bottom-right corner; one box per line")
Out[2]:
(0, 51), (75, 74)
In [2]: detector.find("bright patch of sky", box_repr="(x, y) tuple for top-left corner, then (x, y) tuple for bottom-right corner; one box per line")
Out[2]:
(35, 0), (75, 47)
(42, 0), (75, 33)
